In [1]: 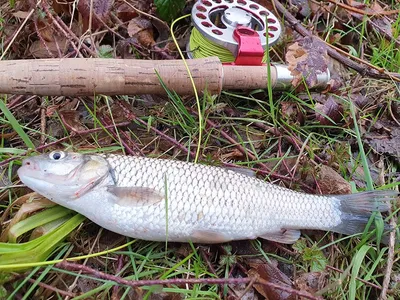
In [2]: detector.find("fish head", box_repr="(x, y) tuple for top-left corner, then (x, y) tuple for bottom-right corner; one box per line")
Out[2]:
(18, 151), (111, 202)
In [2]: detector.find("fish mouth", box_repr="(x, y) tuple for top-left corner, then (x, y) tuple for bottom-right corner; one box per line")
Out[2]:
(18, 159), (83, 185)
(18, 165), (45, 181)
(17, 167), (56, 198)
(17, 165), (64, 184)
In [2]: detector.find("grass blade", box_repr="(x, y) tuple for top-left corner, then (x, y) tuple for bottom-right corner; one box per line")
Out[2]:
(0, 100), (35, 149)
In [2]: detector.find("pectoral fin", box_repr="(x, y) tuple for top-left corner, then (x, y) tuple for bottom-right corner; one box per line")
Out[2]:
(259, 229), (301, 244)
(107, 186), (164, 207)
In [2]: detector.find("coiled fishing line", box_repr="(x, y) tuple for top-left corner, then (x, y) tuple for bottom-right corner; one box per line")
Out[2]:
(188, 0), (282, 63)
(189, 27), (270, 63)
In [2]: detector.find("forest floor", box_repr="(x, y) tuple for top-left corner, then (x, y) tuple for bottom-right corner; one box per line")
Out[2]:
(0, 0), (400, 299)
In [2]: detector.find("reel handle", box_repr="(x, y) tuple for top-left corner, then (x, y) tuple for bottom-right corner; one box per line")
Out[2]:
(0, 58), (327, 96)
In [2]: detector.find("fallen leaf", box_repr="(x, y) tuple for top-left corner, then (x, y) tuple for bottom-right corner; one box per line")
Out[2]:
(248, 262), (296, 300)
(365, 122), (400, 163)
(289, 0), (312, 17)
(12, 11), (30, 19)
(59, 110), (87, 133)
(127, 17), (155, 47)
(77, 0), (112, 31)
(286, 36), (330, 89)
(229, 276), (258, 300)
(281, 101), (304, 125)
(116, 3), (139, 22)
(317, 165), (352, 195)
(29, 36), (69, 58)
(220, 148), (244, 161)
(352, 93), (369, 109)
(295, 272), (327, 294)
(315, 96), (343, 125)
(0, 193), (55, 242)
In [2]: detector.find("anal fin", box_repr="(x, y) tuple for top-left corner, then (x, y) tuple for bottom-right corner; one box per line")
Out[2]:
(259, 229), (301, 244)
(190, 230), (232, 243)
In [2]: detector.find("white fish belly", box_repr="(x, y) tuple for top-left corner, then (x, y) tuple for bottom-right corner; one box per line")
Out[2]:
(97, 155), (342, 242)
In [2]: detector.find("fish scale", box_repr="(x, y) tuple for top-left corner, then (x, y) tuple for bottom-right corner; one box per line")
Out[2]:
(102, 154), (341, 242)
(17, 151), (396, 244)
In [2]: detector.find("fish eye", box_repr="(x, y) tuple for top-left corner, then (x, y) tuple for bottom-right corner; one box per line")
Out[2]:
(49, 151), (66, 161)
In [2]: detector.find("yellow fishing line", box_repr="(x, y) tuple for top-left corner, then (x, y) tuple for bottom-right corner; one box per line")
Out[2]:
(170, 15), (203, 163)
(170, 14), (272, 163)
(0, 239), (137, 271)
(189, 28), (270, 63)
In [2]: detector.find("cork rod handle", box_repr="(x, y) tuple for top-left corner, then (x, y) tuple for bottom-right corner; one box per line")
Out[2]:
(0, 57), (279, 96)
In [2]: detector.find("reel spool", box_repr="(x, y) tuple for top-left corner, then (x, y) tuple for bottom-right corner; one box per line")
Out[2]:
(188, 0), (282, 65)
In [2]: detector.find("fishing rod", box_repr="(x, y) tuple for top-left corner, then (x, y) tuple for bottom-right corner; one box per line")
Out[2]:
(0, 0), (330, 96)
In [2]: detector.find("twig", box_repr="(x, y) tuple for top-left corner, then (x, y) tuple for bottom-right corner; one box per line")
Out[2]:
(326, 265), (382, 290)
(10, 274), (75, 298)
(238, 276), (257, 299)
(99, 116), (141, 156)
(199, 248), (236, 298)
(379, 214), (398, 300)
(0, 2), (41, 60)
(325, 0), (400, 16)
(203, 116), (298, 182)
(272, 0), (400, 82)
(111, 255), (125, 300)
(33, 15), (55, 58)
(41, 2), (83, 58)
(8, 95), (37, 110)
(253, 122), (325, 164)
(55, 261), (321, 300)
(0, 122), (131, 167)
(132, 114), (197, 157)
(65, 228), (104, 300)
(199, 248), (218, 275)
(41, 1), (98, 57)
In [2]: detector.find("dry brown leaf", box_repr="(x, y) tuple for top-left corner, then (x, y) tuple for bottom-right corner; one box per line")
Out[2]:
(281, 101), (304, 125)
(59, 110), (88, 133)
(77, 0), (112, 31)
(52, 0), (75, 15)
(315, 96), (343, 125)
(0, 193), (55, 242)
(12, 11), (31, 19)
(116, 3), (139, 22)
(365, 123), (400, 163)
(220, 148), (245, 161)
(289, 0), (312, 17)
(295, 272), (327, 294)
(127, 17), (155, 47)
(317, 165), (352, 195)
(286, 37), (329, 89)
(248, 262), (296, 300)
(29, 36), (69, 58)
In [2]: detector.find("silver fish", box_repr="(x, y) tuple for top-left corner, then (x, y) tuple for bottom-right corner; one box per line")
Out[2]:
(17, 151), (396, 243)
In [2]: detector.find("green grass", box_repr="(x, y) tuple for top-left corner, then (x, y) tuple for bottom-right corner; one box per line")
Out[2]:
(3, 82), (399, 298)
(1, 2), (400, 299)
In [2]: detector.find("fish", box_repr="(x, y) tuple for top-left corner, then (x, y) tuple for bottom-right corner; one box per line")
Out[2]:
(17, 151), (397, 244)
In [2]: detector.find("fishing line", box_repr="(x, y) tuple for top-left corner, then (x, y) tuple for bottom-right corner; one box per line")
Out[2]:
(171, 14), (203, 164)
(189, 27), (269, 63)
(169, 0), (284, 163)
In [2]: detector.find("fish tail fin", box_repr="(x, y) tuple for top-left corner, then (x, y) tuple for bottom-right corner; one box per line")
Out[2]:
(331, 190), (398, 236)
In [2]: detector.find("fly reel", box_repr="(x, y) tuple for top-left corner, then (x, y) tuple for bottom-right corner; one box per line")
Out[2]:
(188, 0), (282, 65)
